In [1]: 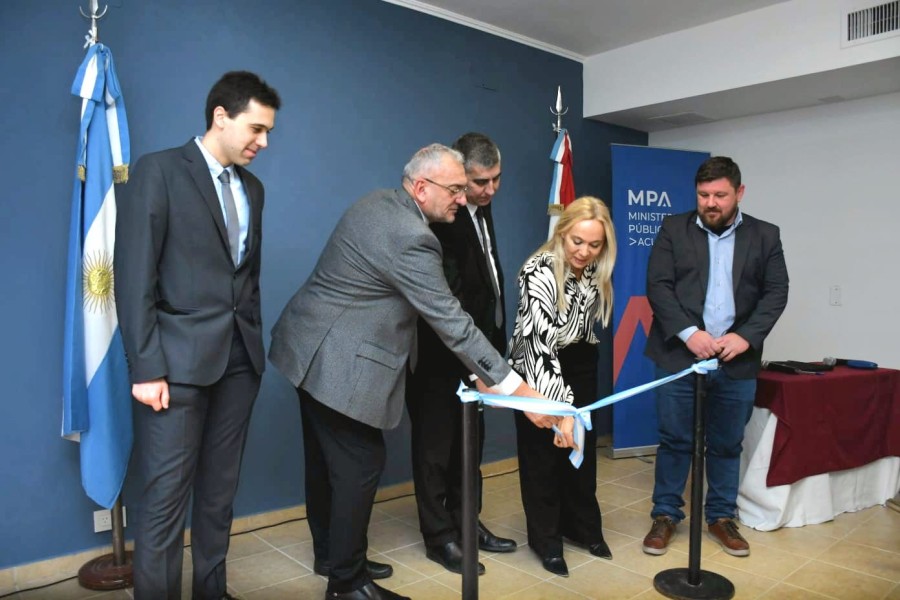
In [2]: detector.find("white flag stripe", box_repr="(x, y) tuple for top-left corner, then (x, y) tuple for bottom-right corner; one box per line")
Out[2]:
(106, 102), (123, 166)
(79, 54), (98, 119)
(82, 184), (118, 385)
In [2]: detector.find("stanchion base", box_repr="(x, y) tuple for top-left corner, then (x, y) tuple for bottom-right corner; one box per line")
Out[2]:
(78, 551), (133, 591)
(654, 568), (734, 600)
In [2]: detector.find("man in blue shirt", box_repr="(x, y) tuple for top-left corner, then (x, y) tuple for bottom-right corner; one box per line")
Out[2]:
(641, 156), (789, 557)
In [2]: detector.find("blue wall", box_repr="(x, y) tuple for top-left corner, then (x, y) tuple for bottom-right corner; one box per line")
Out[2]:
(0, 0), (646, 568)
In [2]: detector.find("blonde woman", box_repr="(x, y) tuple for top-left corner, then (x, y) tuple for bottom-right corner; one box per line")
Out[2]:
(508, 197), (617, 576)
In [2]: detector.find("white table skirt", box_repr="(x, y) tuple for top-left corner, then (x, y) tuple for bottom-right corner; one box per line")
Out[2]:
(738, 406), (900, 531)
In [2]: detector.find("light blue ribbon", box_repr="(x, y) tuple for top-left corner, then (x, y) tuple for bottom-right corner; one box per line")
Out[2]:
(457, 359), (719, 468)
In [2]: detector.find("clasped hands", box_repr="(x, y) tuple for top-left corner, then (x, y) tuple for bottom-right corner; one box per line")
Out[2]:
(686, 331), (749, 363)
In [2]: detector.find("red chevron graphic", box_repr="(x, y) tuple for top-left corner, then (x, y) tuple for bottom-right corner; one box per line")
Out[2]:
(613, 296), (654, 385)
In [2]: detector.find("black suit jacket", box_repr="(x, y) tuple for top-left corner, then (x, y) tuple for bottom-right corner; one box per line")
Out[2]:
(414, 205), (506, 378)
(644, 211), (789, 379)
(115, 140), (266, 385)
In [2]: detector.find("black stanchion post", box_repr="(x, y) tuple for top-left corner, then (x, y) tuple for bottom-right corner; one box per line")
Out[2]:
(78, 496), (133, 590)
(654, 371), (735, 600)
(460, 398), (480, 600)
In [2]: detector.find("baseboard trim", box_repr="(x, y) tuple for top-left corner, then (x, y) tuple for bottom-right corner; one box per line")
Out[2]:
(0, 457), (522, 594)
(604, 443), (658, 459)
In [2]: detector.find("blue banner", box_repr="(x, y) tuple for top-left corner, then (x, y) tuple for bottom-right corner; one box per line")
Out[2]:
(610, 145), (709, 455)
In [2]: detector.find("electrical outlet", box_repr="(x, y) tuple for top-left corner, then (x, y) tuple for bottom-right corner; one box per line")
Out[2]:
(93, 506), (126, 533)
(93, 509), (111, 532)
(829, 285), (842, 306)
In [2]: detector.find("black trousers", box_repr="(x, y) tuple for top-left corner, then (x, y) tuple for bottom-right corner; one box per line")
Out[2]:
(405, 370), (485, 546)
(515, 341), (605, 558)
(132, 330), (260, 600)
(299, 388), (386, 594)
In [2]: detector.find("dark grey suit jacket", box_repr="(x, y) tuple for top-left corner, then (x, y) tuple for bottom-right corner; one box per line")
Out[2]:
(115, 140), (266, 385)
(268, 188), (514, 429)
(644, 211), (789, 379)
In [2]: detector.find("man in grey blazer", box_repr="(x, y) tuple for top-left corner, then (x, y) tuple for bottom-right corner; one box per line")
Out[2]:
(115, 71), (280, 599)
(269, 144), (555, 600)
(640, 156), (788, 559)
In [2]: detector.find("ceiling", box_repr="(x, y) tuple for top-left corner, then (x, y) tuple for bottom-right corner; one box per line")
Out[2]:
(388, 0), (900, 131)
(392, 0), (790, 58)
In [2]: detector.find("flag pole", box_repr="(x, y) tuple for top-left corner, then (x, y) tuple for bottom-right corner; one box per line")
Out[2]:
(66, 3), (134, 591)
(551, 85), (568, 133)
(78, 497), (133, 590)
(547, 86), (573, 237)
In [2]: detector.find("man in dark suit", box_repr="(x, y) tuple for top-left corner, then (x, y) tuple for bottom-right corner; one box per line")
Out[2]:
(115, 71), (280, 599)
(406, 133), (517, 575)
(269, 143), (556, 600)
(641, 156), (788, 558)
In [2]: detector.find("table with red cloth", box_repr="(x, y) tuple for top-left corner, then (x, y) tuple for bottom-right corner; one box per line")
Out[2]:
(738, 366), (900, 530)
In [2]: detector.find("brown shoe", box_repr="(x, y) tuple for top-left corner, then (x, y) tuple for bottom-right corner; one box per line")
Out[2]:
(708, 518), (750, 557)
(642, 516), (676, 555)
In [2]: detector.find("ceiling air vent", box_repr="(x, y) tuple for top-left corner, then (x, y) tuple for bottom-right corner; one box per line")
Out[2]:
(843, 0), (900, 47)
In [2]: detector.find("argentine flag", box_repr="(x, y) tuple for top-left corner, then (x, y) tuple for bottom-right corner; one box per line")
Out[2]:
(62, 43), (133, 509)
(547, 129), (575, 238)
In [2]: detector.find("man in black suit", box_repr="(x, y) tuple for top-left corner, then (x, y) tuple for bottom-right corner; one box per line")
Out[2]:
(640, 156), (788, 558)
(115, 71), (280, 599)
(405, 133), (517, 575)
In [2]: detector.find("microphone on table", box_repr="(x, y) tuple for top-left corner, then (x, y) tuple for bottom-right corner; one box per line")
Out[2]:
(823, 356), (878, 369)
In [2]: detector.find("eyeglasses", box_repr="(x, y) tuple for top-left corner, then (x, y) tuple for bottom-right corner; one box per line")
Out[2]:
(423, 177), (468, 197)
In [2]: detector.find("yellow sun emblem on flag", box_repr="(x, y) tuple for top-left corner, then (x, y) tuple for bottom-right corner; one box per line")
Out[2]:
(83, 251), (116, 313)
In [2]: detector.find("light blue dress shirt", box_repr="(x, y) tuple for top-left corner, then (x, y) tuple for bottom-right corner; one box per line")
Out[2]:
(194, 137), (250, 263)
(678, 210), (743, 342)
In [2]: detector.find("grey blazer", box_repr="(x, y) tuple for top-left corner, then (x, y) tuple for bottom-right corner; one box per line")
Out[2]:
(115, 140), (266, 385)
(644, 211), (789, 379)
(269, 188), (512, 429)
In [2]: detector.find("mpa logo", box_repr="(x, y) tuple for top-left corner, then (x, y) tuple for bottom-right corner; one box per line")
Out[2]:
(628, 190), (671, 207)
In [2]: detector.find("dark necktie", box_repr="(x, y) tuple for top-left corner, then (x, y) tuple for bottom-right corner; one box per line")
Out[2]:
(475, 207), (503, 328)
(218, 169), (241, 266)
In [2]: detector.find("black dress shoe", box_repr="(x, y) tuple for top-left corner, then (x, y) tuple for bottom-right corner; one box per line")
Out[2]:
(477, 521), (517, 553)
(540, 555), (569, 577)
(314, 558), (394, 580)
(589, 539), (613, 560)
(325, 581), (410, 600)
(425, 541), (485, 575)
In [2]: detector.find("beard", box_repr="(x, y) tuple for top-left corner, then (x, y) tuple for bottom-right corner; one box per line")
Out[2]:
(700, 205), (737, 231)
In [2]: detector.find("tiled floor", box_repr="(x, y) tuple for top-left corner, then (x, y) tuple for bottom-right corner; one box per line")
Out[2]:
(9, 452), (900, 599)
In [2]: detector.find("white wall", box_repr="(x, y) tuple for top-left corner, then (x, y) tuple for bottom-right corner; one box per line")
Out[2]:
(649, 91), (900, 368)
(585, 0), (900, 117)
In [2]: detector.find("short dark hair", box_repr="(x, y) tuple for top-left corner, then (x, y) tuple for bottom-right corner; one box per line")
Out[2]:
(204, 71), (281, 130)
(695, 156), (741, 189)
(452, 132), (501, 172)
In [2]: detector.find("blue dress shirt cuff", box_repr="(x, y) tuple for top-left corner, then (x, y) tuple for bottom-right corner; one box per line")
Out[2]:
(678, 326), (700, 344)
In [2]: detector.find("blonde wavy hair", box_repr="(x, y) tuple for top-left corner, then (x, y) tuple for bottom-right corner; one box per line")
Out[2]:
(530, 196), (617, 327)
